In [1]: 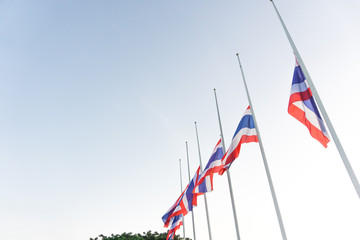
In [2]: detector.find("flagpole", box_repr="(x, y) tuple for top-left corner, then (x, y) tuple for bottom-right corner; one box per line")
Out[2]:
(213, 89), (242, 240)
(194, 122), (213, 240)
(186, 142), (197, 240)
(236, 53), (288, 240)
(179, 159), (186, 240)
(270, 0), (360, 199)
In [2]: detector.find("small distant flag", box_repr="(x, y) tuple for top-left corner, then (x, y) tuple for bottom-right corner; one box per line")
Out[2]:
(166, 214), (183, 240)
(288, 59), (330, 147)
(162, 167), (202, 227)
(162, 189), (186, 228)
(219, 106), (258, 175)
(194, 139), (224, 193)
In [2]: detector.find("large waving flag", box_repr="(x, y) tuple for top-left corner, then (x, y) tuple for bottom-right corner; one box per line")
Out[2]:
(166, 214), (183, 240)
(219, 106), (258, 175)
(288, 59), (330, 147)
(194, 139), (224, 193)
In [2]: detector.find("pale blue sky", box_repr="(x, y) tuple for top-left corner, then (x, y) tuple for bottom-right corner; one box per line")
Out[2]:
(0, 0), (359, 239)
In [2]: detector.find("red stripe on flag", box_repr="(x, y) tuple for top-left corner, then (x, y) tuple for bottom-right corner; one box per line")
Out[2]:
(289, 88), (313, 103)
(288, 103), (329, 147)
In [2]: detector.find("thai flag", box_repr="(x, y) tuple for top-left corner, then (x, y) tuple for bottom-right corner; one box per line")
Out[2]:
(162, 167), (202, 227)
(194, 139), (224, 193)
(166, 214), (183, 240)
(162, 189), (186, 228)
(219, 106), (258, 175)
(183, 166), (203, 211)
(288, 59), (330, 147)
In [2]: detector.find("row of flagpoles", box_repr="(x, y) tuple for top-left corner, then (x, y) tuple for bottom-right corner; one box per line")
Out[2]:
(162, 1), (360, 240)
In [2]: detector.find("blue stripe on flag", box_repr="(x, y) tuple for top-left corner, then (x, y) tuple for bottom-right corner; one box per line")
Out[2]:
(292, 65), (306, 84)
(232, 114), (255, 138)
(302, 97), (322, 120)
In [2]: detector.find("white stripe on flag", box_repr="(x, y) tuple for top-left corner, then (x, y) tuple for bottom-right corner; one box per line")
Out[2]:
(290, 81), (309, 95)
(292, 101), (330, 139)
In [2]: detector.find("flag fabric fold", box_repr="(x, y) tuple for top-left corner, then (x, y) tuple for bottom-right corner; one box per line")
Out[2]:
(219, 106), (258, 175)
(288, 59), (330, 147)
(194, 139), (224, 193)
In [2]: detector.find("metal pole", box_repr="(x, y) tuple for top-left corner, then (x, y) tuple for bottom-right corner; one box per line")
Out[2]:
(186, 142), (197, 240)
(179, 159), (186, 240)
(194, 122), (213, 240)
(236, 53), (288, 240)
(270, 0), (360, 199)
(213, 89), (242, 240)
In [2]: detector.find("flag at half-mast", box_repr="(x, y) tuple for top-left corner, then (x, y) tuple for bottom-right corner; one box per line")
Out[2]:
(183, 166), (203, 209)
(219, 106), (258, 175)
(166, 214), (183, 240)
(194, 139), (224, 193)
(288, 58), (330, 147)
(162, 167), (202, 227)
(162, 189), (186, 228)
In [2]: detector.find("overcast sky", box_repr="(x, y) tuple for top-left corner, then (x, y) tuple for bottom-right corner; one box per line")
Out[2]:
(0, 0), (359, 239)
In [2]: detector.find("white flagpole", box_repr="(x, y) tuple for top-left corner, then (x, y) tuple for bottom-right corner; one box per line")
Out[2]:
(236, 53), (288, 240)
(186, 142), (197, 240)
(213, 89), (242, 240)
(194, 122), (213, 240)
(179, 159), (186, 240)
(270, 0), (360, 199)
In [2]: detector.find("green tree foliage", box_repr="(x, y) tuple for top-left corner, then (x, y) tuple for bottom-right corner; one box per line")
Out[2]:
(90, 230), (191, 240)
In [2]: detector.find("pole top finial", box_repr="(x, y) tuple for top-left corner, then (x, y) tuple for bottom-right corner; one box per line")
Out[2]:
(236, 53), (239, 56)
